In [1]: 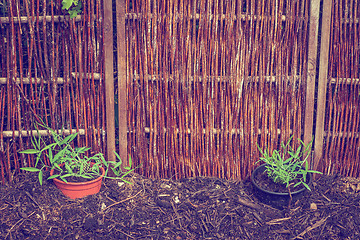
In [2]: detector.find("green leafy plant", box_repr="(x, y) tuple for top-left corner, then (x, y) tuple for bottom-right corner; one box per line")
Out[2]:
(20, 124), (137, 185)
(256, 136), (322, 191)
(62, 0), (82, 18)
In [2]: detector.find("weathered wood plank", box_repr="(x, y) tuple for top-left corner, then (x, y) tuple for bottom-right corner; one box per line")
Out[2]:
(314, 0), (333, 171)
(104, 0), (116, 163)
(304, 0), (321, 154)
(116, 0), (128, 165)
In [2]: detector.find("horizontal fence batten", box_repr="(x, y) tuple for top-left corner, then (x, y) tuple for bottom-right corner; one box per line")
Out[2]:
(0, 13), (297, 25)
(330, 78), (360, 84)
(2, 75), (357, 85)
(134, 127), (293, 136)
(0, 73), (101, 85)
(125, 13), (289, 21)
(0, 77), (67, 85)
(133, 74), (301, 83)
(341, 18), (360, 24)
(324, 132), (360, 139)
(1, 129), (104, 138)
(0, 15), (83, 24)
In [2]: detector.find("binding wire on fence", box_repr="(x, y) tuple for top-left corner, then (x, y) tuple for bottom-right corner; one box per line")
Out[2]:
(126, 0), (310, 180)
(0, 0), (105, 183)
(321, 0), (360, 177)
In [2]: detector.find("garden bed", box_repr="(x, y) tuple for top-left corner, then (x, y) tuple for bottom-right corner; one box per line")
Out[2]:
(1, 171), (360, 239)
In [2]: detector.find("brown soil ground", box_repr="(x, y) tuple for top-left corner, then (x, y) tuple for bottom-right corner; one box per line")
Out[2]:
(1, 171), (360, 240)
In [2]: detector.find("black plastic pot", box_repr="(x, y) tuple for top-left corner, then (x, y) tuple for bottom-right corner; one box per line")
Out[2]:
(251, 163), (312, 209)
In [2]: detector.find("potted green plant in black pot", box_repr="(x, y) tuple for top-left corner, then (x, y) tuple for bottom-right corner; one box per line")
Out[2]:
(251, 136), (322, 209)
(20, 124), (137, 199)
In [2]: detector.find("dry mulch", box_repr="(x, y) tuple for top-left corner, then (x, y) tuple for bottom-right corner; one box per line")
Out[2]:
(1, 171), (360, 240)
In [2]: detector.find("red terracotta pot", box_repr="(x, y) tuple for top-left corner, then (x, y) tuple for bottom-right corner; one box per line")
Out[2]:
(50, 164), (105, 199)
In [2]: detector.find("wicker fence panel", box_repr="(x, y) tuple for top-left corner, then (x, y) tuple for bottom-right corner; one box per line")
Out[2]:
(126, 0), (310, 180)
(0, 0), (105, 183)
(320, 0), (360, 177)
(2, 0), (360, 183)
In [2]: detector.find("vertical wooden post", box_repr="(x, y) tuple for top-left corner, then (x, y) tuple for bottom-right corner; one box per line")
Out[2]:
(314, 0), (333, 171)
(104, 0), (116, 163)
(116, 0), (128, 164)
(304, 0), (320, 156)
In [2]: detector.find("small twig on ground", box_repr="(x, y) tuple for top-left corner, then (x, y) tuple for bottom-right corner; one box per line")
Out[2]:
(292, 216), (329, 239)
(5, 218), (24, 240)
(113, 228), (135, 238)
(186, 199), (199, 208)
(237, 196), (262, 210)
(100, 190), (142, 213)
(266, 217), (292, 225)
(25, 191), (43, 210)
(321, 193), (331, 202)
(237, 196), (279, 215)
(5, 211), (35, 240)
(105, 195), (117, 203)
(171, 201), (182, 228)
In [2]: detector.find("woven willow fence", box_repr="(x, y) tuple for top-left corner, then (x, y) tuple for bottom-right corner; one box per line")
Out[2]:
(0, 0), (106, 183)
(0, 0), (359, 183)
(316, 0), (360, 177)
(126, 0), (315, 179)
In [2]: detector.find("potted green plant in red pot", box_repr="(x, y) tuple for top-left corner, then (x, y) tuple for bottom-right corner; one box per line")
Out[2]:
(20, 125), (136, 199)
(251, 136), (322, 209)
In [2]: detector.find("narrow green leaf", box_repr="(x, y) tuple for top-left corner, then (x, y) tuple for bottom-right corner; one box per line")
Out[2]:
(52, 148), (68, 163)
(307, 170), (323, 174)
(38, 171), (43, 185)
(121, 179), (133, 184)
(76, 147), (91, 154)
(114, 151), (122, 161)
(111, 168), (120, 176)
(295, 145), (302, 157)
(53, 163), (62, 171)
(48, 147), (53, 161)
(101, 159), (110, 168)
(128, 155), (132, 168)
(19, 149), (40, 154)
(121, 168), (135, 178)
(62, 173), (75, 178)
(81, 175), (93, 179)
(30, 135), (40, 150)
(47, 174), (60, 180)
(41, 143), (57, 152)
(59, 133), (78, 145)
(64, 164), (73, 174)
(283, 157), (292, 164)
(112, 161), (122, 169)
(20, 167), (40, 172)
(35, 155), (41, 167)
(59, 176), (68, 183)
(256, 143), (264, 155)
(79, 162), (84, 175)
(302, 182), (311, 191)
